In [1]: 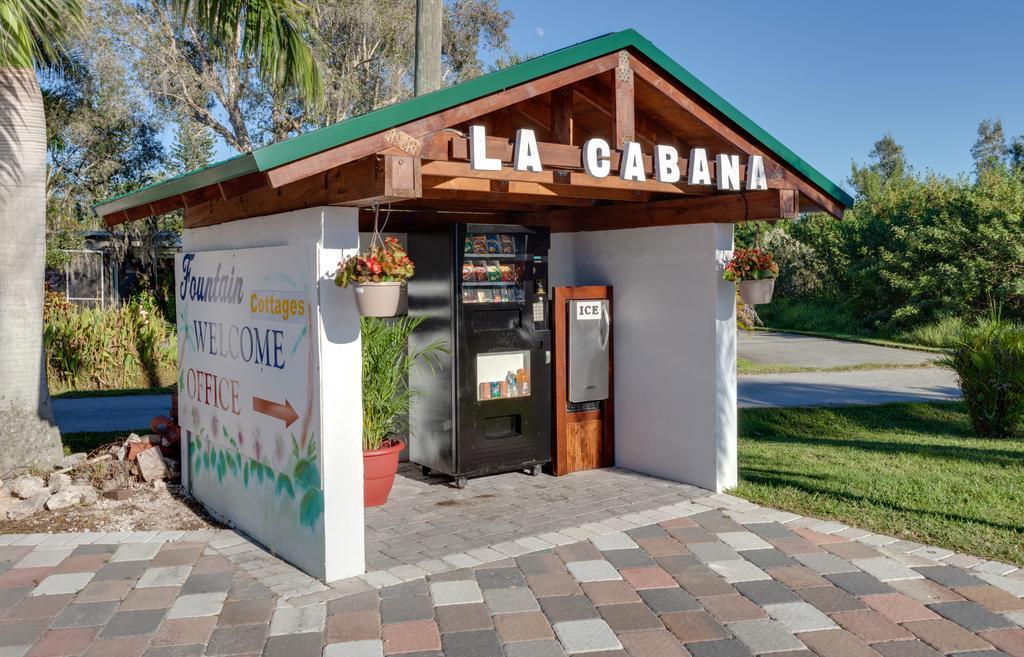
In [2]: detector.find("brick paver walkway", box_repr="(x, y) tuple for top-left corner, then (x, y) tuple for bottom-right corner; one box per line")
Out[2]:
(2, 492), (1022, 656)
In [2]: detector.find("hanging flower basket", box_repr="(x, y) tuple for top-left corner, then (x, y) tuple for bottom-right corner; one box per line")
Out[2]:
(737, 279), (776, 305)
(332, 236), (414, 318)
(723, 247), (779, 305)
(353, 281), (403, 317)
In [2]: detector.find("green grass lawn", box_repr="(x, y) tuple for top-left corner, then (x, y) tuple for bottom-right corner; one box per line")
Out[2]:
(734, 402), (1024, 566)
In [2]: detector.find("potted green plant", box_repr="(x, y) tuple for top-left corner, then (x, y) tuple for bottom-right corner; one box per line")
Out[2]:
(360, 316), (446, 507)
(723, 247), (779, 305)
(333, 236), (414, 317)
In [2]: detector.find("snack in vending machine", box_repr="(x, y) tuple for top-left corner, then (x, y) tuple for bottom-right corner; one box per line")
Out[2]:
(471, 234), (487, 254)
(499, 263), (514, 282)
(486, 261), (501, 282)
(473, 263), (488, 281)
(513, 263), (524, 282)
(486, 234), (501, 254)
(500, 234), (515, 254)
(476, 289), (488, 303)
(491, 287), (503, 302)
(462, 288), (475, 303)
(464, 235), (473, 253)
(500, 288), (511, 302)
(461, 262), (474, 281)
(514, 287), (525, 303)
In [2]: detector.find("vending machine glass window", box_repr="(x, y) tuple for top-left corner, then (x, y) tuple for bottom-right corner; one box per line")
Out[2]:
(476, 350), (531, 401)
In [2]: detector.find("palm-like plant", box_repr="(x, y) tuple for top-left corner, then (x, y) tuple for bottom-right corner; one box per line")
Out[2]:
(361, 316), (447, 452)
(0, 0), (321, 473)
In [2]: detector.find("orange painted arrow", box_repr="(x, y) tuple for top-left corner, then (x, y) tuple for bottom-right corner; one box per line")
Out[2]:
(252, 397), (299, 428)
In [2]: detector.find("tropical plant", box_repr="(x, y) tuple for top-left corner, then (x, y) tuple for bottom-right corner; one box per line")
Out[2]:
(1, 0), (85, 473)
(723, 248), (779, 283)
(939, 309), (1024, 438)
(360, 316), (446, 451)
(334, 236), (415, 287)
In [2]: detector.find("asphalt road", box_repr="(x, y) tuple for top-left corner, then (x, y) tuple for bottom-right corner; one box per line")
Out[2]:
(737, 367), (960, 408)
(737, 331), (938, 367)
(53, 394), (170, 434)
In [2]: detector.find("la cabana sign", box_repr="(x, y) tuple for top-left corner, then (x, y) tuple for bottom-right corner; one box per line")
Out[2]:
(467, 125), (769, 191)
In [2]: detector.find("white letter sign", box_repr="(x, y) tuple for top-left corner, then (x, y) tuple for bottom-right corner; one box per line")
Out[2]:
(716, 153), (741, 191)
(654, 145), (680, 183)
(513, 128), (543, 172)
(583, 138), (612, 178)
(469, 125), (501, 171)
(688, 148), (712, 185)
(619, 141), (646, 182)
(746, 155), (768, 190)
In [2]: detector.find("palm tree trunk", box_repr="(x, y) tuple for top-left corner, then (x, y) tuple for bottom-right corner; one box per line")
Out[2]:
(0, 67), (64, 476)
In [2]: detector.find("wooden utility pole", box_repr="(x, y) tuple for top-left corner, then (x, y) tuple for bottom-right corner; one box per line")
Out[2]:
(414, 0), (443, 96)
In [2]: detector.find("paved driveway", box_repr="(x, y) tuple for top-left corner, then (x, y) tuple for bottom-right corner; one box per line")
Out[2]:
(738, 331), (937, 368)
(738, 368), (961, 409)
(2, 493), (1021, 657)
(737, 331), (960, 408)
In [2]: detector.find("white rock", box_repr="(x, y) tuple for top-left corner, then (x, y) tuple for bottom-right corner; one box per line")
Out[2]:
(8, 492), (50, 520)
(9, 475), (46, 499)
(60, 453), (87, 469)
(45, 485), (98, 511)
(137, 448), (168, 482)
(48, 473), (72, 492)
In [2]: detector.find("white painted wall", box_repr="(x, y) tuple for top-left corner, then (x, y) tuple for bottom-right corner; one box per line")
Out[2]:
(549, 223), (737, 492)
(181, 206), (364, 581)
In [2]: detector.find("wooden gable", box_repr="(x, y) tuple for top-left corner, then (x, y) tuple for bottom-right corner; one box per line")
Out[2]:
(98, 32), (850, 231)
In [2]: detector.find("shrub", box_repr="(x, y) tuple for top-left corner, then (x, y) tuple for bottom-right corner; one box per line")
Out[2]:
(939, 313), (1024, 437)
(44, 291), (177, 392)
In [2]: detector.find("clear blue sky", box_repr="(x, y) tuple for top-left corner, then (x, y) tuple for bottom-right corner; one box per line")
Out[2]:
(496, 0), (1024, 189)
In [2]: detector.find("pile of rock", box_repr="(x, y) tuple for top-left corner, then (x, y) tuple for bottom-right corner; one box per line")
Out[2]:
(1, 473), (99, 521)
(1, 433), (178, 522)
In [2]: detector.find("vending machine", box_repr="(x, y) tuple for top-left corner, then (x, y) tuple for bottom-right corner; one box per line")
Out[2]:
(407, 224), (552, 488)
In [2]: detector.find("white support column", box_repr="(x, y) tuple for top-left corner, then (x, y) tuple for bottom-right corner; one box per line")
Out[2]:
(713, 224), (738, 491)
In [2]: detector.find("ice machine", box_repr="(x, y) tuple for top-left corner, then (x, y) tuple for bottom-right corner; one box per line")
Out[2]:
(567, 299), (611, 403)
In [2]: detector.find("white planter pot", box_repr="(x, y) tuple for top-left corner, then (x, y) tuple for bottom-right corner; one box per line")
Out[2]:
(353, 282), (404, 317)
(738, 278), (775, 305)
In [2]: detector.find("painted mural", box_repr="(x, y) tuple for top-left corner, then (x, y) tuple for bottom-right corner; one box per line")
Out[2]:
(175, 246), (325, 561)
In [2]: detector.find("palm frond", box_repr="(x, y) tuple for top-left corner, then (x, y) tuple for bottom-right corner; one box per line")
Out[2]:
(170, 0), (323, 107)
(0, 0), (83, 68)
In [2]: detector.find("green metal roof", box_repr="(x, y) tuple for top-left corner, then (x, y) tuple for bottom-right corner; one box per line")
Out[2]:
(95, 29), (854, 216)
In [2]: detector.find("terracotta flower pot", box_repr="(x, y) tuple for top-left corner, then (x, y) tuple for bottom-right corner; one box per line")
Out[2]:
(363, 440), (405, 507)
(353, 281), (403, 317)
(738, 278), (775, 305)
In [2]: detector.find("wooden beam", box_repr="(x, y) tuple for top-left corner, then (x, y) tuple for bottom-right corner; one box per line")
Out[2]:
(534, 189), (800, 232)
(550, 88), (573, 145)
(265, 52), (622, 188)
(184, 155), (422, 228)
(357, 208), (523, 232)
(421, 158), (714, 197)
(423, 174), (655, 204)
(613, 51), (634, 148)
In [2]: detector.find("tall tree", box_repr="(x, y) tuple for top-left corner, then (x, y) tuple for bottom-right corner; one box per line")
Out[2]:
(1, 0), (84, 474)
(1009, 135), (1024, 174)
(971, 117), (1009, 175)
(98, 0), (513, 154)
(169, 118), (215, 175)
(868, 133), (906, 182)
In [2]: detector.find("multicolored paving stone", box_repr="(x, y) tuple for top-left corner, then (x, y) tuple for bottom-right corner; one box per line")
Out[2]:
(0, 496), (1023, 656)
